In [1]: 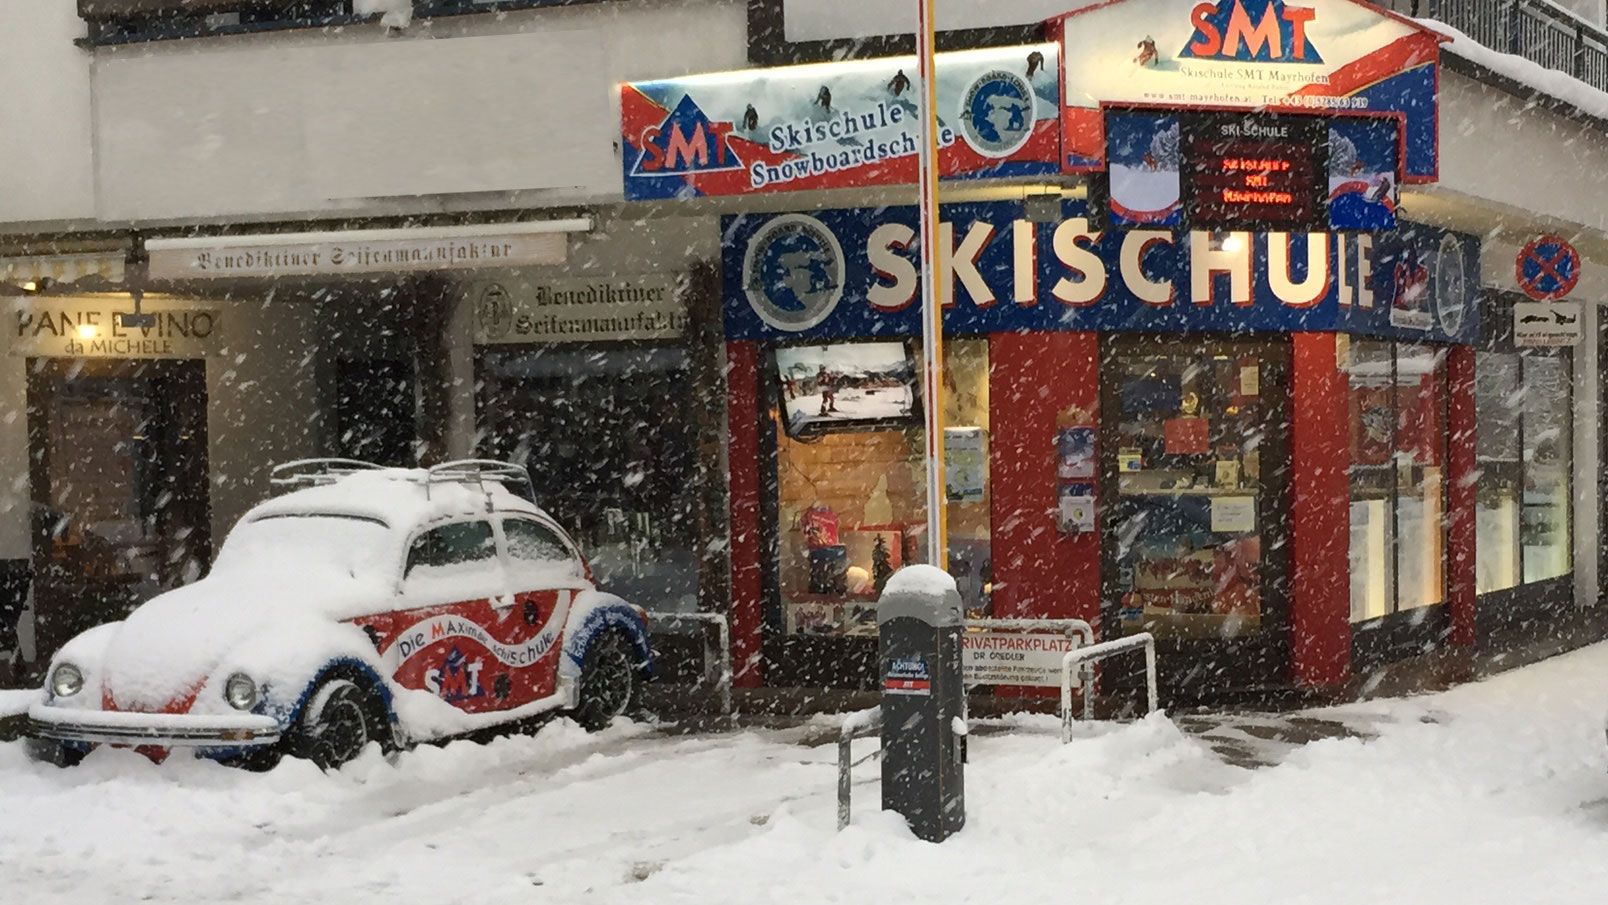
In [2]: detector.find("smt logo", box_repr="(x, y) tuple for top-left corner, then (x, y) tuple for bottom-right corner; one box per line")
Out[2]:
(1180, 0), (1323, 64)
(959, 69), (1036, 158)
(425, 647), (485, 703)
(741, 214), (846, 332)
(632, 95), (743, 177)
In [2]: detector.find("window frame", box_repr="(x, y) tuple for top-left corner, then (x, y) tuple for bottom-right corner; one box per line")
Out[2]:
(1345, 338), (1452, 622)
(1473, 289), (1576, 595)
(496, 514), (587, 585)
(401, 517), (502, 582)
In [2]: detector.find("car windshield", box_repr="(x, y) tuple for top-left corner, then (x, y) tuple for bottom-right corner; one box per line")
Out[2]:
(214, 514), (393, 580)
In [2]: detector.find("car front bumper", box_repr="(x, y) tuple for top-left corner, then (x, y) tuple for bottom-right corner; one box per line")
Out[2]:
(28, 704), (282, 748)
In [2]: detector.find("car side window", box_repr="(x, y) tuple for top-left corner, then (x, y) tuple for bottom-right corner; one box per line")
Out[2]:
(503, 518), (583, 580)
(405, 521), (498, 579)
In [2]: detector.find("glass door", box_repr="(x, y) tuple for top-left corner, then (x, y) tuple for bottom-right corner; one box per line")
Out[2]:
(1101, 337), (1290, 646)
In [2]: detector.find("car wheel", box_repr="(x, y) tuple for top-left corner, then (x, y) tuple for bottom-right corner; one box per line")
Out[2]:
(287, 678), (383, 771)
(573, 631), (640, 732)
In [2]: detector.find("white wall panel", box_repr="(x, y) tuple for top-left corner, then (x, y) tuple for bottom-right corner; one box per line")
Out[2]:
(0, 0), (95, 226)
(782, 0), (1075, 41)
(91, 0), (745, 223)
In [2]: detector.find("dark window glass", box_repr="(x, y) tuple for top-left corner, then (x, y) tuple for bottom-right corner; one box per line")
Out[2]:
(406, 521), (497, 577)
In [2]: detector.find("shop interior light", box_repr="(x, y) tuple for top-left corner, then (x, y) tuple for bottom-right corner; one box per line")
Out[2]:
(1210, 232), (1247, 254)
(20, 281), (36, 293)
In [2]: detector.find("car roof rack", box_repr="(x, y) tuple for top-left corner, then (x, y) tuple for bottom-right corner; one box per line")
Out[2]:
(425, 459), (537, 505)
(269, 458), (387, 488)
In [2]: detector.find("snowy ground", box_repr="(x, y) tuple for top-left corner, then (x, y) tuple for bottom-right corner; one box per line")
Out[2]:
(6, 644), (1608, 904)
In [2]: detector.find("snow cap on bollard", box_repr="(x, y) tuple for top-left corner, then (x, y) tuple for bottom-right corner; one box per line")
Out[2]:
(878, 565), (963, 627)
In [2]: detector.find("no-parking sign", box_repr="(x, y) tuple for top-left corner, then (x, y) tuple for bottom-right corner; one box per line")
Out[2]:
(1516, 235), (1582, 301)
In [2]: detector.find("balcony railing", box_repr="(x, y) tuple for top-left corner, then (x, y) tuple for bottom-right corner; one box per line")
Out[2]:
(1379, 0), (1608, 93)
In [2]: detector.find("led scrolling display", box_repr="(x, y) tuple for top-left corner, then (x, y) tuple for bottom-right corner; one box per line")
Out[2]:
(1181, 112), (1330, 232)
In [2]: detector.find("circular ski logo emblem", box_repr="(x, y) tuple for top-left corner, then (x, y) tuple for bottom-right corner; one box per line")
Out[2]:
(960, 69), (1036, 158)
(742, 214), (845, 332)
(1435, 234), (1467, 337)
(474, 283), (514, 340)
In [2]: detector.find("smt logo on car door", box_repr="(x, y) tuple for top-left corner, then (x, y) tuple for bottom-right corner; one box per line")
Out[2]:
(353, 518), (569, 714)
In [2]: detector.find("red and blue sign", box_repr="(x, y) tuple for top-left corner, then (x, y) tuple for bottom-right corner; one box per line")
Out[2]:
(1516, 235), (1582, 302)
(1181, 0), (1324, 64)
(621, 44), (1061, 201)
(1054, 0), (1445, 181)
(722, 199), (1479, 344)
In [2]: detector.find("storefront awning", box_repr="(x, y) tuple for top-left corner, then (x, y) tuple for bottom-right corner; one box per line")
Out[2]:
(0, 252), (126, 288)
(145, 219), (592, 280)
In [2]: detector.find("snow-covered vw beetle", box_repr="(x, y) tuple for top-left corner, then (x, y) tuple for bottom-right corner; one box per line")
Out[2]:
(27, 460), (652, 770)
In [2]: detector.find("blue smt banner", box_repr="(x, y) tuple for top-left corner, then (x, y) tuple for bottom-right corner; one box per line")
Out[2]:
(721, 200), (1478, 344)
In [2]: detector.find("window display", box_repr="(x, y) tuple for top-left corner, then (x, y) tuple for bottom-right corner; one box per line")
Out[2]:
(774, 342), (919, 438)
(477, 346), (702, 614)
(1521, 353), (1572, 582)
(1345, 340), (1447, 622)
(1475, 351), (1522, 594)
(1108, 344), (1270, 638)
(774, 340), (991, 637)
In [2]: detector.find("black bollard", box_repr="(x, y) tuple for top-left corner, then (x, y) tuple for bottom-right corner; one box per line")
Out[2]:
(878, 565), (965, 843)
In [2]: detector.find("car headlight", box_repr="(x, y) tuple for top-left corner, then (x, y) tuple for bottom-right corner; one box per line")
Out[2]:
(50, 663), (84, 698)
(224, 673), (258, 711)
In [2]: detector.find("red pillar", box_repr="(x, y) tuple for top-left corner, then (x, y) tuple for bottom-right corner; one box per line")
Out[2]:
(725, 341), (765, 687)
(1446, 345), (1477, 647)
(1290, 333), (1351, 688)
(988, 332), (1100, 629)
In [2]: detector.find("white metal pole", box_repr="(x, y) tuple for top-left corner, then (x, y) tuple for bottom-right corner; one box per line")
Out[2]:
(915, 0), (946, 569)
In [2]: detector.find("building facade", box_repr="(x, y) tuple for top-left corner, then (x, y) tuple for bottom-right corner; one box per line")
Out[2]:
(0, 0), (1605, 709)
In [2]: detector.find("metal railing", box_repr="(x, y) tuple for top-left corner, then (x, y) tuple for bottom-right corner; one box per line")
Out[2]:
(1059, 633), (1159, 744)
(644, 611), (733, 716)
(1381, 0), (1608, 94)
(836, 706), (883, 830)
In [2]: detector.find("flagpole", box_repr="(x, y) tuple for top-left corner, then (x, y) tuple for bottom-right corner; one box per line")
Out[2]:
(915, 0), (946, 569)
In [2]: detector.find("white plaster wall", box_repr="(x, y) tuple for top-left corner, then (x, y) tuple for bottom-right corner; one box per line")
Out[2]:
(90, 0), (746, 225)
(1438, 70), (1608, 238)
(781, 0), (1074, 41)
(0, 1), (96, 227)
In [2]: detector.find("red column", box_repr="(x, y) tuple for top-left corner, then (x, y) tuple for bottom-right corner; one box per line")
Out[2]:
(989, 332), (1100, 629)
(1446, 345), (1477, 647)
(725, 341), (765, 687)
(1289, 333), (1351, 688)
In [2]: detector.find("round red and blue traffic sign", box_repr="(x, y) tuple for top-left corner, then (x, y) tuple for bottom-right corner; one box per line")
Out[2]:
(1516, 235), (1582, 301)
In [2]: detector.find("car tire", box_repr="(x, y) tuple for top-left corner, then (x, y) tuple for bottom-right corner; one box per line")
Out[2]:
(573, 630), (641, 732)
(285, 678), (386, 771)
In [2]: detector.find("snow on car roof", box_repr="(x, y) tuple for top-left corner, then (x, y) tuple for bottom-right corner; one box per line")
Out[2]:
(245, 468), (547, 529)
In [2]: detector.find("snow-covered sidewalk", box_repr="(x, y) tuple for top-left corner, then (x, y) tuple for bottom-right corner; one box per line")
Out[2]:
(6, 644), (1608, 904)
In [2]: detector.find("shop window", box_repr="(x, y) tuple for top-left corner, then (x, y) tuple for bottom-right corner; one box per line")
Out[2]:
(477, 346), (701, 614)
(1344, 340), (1448, 622)
(1108, 343), (1271, 638)
(773, 339), (990, 637)
(1473, 346), (1573, 591)
(1521, 353), (1572, 582)
(1475, 351), (1522, 593)
(1347, 340), (1395, 622)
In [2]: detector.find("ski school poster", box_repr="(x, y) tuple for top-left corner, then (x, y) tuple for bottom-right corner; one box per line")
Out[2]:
(619, 0), (1445, 200)
(620, 43), (1062, 200)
